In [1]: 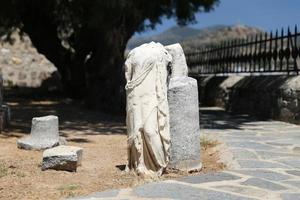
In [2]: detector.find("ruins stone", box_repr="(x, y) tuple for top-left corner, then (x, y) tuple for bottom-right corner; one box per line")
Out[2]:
(165, 43), (188, 78)
(168, 76), (202, 171)
(17, 115), (61, 150)
(125, 42), (172, 176)
(42, 145), (83, 172)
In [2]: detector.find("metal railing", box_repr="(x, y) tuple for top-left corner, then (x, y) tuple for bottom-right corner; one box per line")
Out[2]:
(186, 26), (300, 76)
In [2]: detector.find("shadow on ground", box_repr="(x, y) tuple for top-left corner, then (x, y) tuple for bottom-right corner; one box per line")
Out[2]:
(3, 95), (126, 138)
(200, 107), (265, 130)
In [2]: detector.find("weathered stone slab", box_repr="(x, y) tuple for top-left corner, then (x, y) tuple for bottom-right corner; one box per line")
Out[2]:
(281, 193), (300, 200)
(255, 151), (296, 160)
(286, 170), (300, 177)
(283, 180), (300, 188)
(214, 185), (268, 198)
(277, 158), (300, 168)
(234, 170), (291, 181)
(293, 146), (300, 153)
(134, 182), (255, 200)
(177, 172), (241, 184)
(17, 115), (61, 150)
(237, 160), (291, 169)
(241, 178), (287, 191)
(42, 145), (83, 172)
(231, 149), (258, 159)
(226, 141), (276, 151)
(168, 77), (201, 171)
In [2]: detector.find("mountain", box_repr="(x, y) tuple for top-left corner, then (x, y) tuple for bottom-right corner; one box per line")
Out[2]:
(127, 26), (202, 49)
(127, 25), (264, 52)
(181, 25), (264, 52)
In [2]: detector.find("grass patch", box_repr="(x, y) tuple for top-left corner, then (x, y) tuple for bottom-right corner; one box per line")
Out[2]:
(58, 184), (81, 198)
(0, 161), (8, 178)
(11, 170), (26, 178)
(201, 136), (218, 150)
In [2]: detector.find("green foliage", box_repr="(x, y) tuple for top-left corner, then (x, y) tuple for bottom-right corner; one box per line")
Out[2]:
(0, 0), (219, 44)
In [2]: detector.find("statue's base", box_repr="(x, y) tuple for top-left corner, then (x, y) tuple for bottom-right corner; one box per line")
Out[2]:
(168, 161), (203, 172)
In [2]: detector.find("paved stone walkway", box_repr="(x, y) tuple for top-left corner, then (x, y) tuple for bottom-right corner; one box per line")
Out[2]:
(69, 107), (300, 200)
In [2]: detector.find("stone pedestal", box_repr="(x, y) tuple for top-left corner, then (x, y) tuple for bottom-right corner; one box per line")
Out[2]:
(17, 115), (62, 150)
(168, 77), (202, 171)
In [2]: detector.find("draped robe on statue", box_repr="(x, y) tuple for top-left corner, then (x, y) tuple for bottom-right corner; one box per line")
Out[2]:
(125, 42), (172, 176)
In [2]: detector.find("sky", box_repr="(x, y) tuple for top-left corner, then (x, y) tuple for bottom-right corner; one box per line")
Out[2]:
(138, 0), (300, 36)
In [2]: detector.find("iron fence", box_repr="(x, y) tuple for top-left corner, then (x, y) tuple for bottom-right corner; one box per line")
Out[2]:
(186, 26), (300, 75)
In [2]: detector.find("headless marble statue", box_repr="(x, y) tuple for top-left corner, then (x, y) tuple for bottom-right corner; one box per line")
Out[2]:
(125, 42), (172, 176)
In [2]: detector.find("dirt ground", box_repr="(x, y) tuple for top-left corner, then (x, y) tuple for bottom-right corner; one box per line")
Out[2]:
(0, 96), (225, 200)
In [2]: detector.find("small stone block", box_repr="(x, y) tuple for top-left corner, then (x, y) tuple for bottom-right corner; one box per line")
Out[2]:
(17, 115), (61, 150)
(42, 145), (83, 172)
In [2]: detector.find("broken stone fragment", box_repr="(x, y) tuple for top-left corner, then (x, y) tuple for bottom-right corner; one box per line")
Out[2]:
(42, 145), (83, 172)
(17, 115), (63, 150)
(165, 43), (188, 78)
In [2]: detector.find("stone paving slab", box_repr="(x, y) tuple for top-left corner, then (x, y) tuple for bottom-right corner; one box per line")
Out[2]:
(281, 193), (300, 200)
(282, 180), (300, 188)
(231, 149), (258, 159)
(177, 172), (241, 184)
(255, 151), (297, 160)
(213, 185), (268, 198)
(133, 182), (256, 200)
(241, 177), (287, 191)
(237, 159), (292, 169)
(233, 169), (292, 181)
(68, 107), (300, 200)
(286, 170), (300, 177)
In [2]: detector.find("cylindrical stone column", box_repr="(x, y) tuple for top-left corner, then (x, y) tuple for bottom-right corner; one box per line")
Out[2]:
(17, 115), (61, 150)
(168, 76), (202, 171)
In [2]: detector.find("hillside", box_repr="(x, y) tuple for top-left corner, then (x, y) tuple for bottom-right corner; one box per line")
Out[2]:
(127, 25), (264, 52)
(127, 26), (203, 49)
(181, 25), (264, 51)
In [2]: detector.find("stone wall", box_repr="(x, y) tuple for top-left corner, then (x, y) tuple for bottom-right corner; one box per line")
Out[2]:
(195, 75), (300, 124)
(0, 31), (62, 91)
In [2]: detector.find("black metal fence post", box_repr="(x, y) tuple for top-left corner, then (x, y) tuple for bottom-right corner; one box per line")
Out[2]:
(186, 26), (300, 76)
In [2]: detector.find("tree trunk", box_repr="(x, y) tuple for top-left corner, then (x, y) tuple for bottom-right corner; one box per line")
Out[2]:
(20, 2), (87, 98)
(24, 27), (87, 98)
(85, 29), (127, 114)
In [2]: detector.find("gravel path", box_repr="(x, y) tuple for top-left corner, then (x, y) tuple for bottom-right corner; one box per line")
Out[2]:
(69, 107), (300, 200)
